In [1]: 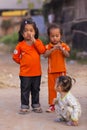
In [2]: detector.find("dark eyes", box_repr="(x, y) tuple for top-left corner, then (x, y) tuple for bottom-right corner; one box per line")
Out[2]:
(51, 35), (59, 37)
(24, 29), (33, 32)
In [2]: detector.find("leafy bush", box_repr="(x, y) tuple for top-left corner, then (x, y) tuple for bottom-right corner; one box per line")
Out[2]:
(0, 33), (48, 45)
(69, 49), (77, 60)
(39, 35), (48, 45)
(0, 32), (18, 45)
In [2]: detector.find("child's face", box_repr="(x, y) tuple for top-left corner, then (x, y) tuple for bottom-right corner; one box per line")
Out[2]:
(49, 28), (61, 45)
(55, 80), (62, 92)
(22, 24), (35, 41)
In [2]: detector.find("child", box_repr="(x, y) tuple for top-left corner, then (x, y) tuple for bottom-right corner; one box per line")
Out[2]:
(54, 75), (81, 126)
(12, 18), (46, 114)
(43, 23), (70, 112)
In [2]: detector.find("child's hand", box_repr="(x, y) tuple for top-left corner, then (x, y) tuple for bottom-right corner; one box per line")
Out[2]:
(52, 45), (59, 50)
(53, 44), (63, 51)
(57, 44), (64, 51)
(53, 98), (58, 105)
(67, 120), (79, 126)
(72, 120), (79, 126)
(30, 34), (36, 43)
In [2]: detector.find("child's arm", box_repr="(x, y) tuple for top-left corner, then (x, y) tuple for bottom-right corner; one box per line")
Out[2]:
(53, 98), (58, 105)
(57, 44), (70, 57)
(30, 35), (46, 54)
(43, 45), (58, 58)
(33, 39), (46, 54)
(12, 44), (21, 64)
(43, 48), (55, 58)
(60, 48), (70, 57)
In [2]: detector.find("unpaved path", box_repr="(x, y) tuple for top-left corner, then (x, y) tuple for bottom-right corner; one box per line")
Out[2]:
(0, 52), (87, 130)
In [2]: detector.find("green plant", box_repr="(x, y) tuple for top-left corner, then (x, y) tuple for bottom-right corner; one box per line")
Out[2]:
(39, 35), (48, 45)
(69, 49), (77, 60)
(0, 32), (18, 44)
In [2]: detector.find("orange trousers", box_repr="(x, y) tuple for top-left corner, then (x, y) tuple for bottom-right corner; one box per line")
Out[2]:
(48, 72), (66, 105)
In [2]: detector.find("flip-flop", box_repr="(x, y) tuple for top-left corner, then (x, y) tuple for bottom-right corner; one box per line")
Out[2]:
(19, 109), (30, 115)
(32, 107), (43, 113)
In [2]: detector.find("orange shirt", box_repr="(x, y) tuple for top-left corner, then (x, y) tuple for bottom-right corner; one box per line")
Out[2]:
(12, 39), (46, 76)
(45, 42), (70, 73)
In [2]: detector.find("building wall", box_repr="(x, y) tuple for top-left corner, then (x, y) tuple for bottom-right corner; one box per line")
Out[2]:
(0, 16), (22, 36)
(0, 0), (44, 37)
(0, 0), (43, 10)
(45, 0), (87, 51)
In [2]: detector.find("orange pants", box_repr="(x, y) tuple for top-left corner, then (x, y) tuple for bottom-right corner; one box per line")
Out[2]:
(48, 72), (66, 105)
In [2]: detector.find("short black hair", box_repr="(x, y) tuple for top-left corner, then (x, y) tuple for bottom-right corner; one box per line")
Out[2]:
(56, 75), (76, 92)
(47, 23), (63, 36)
(18, 18), (39, 42)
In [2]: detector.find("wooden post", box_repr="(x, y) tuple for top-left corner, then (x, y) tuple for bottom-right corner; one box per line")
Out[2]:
(75, 0), (86, 19)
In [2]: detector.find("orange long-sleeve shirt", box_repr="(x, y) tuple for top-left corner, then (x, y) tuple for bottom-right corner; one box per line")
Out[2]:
(12, 39), (46, 76)
(45, 42), (70, 73)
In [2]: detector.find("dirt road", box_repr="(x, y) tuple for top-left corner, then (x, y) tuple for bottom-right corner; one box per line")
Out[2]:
(0, 52), (87, 130)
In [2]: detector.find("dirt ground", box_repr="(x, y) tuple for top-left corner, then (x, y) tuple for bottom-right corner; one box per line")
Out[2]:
(0, 49), (87, 130)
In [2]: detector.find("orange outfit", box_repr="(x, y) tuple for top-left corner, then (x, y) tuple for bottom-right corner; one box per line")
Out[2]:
(13, 39), (46, 76)
(46, 42), (70, 105)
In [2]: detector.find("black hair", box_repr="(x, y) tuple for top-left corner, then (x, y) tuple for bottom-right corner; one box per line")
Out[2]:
(56, 75), (76, 92)
(18, 18), (39, 42)
(47, 23), (63, 36)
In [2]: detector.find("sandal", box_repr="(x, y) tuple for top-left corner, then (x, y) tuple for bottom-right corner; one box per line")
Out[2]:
(66, 121), (74, 126)
(54, 118), (65, 122)
(32, 107), (43, 113)
(19, 109), (30, 115)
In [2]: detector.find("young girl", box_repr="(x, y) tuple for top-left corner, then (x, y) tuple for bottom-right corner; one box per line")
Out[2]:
(12, 18), (46, 114)
(43, 23), (70, 112)
(54, 75), (81, 126)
